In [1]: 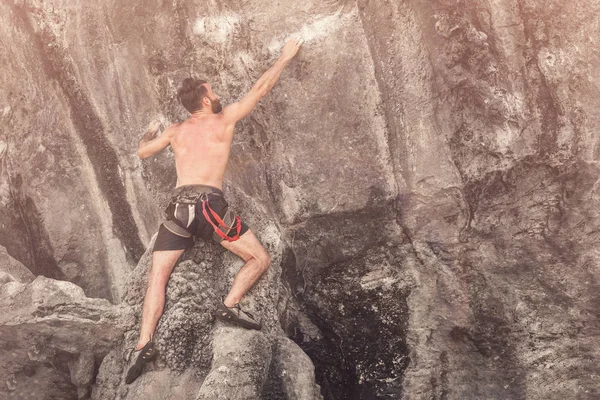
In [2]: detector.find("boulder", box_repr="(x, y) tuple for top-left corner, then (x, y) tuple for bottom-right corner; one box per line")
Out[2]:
(0, 276), (132, 399)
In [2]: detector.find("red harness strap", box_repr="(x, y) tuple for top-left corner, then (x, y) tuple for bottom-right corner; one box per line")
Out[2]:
(201, 200), (242, 242)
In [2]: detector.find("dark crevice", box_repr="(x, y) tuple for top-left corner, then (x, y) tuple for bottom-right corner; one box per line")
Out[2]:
(292, 304), (359, 400)
(2, 171), (64, 280)
(280, 204), (411, 399)
(261, 353), (287, 400)
(286, 272), (410, 400)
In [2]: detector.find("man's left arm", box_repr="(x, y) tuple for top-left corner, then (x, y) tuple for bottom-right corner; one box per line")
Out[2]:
(138, 121), (177, 159)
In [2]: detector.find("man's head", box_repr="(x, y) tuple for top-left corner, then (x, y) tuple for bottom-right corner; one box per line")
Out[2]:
(177, 78), (222, 114)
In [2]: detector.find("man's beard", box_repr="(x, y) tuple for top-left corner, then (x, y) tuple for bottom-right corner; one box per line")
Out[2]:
(211, 99), (222, 114)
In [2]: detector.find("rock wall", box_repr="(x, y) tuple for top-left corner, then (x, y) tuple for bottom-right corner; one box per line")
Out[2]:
(1, 0), (600, 399)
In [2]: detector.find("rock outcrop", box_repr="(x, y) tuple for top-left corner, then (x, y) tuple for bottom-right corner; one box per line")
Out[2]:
(0, 270), (132, 399)
(92, 238), (322, 400)
(1, 0), (600, 399)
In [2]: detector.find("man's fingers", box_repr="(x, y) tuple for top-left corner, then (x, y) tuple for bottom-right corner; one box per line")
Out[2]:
(287, 36), (304, 46)
(282, 36), (304, 59)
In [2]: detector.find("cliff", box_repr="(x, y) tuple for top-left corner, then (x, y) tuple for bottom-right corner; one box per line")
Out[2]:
(1, 0), (599, 399)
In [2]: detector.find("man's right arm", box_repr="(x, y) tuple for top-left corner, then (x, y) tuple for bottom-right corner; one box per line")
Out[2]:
(138, 122), (177, 159)
(223, 38), (303, 125)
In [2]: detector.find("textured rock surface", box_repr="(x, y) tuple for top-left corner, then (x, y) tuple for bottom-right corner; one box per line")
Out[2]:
(1, 0), (600, 399)
(0, 245), (35, 283)
(91, 235), (321, 400)
(0, 275), (132, 399)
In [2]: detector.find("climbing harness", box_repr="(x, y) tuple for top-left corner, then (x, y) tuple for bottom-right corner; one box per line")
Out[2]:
(163, 186), (242, 243)
(202, 198), (242, 242)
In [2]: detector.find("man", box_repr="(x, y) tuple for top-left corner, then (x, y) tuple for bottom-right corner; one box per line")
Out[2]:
(125, 38), (303, 384)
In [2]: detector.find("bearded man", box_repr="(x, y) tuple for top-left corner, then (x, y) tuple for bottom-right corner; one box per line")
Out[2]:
(125, 38), (303, 384)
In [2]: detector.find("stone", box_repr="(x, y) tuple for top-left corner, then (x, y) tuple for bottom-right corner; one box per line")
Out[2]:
(69, 352), (96, 387)
(0, 245), (35, 283)
(1, 0), (600, 399)
(0, 276), (132, 399)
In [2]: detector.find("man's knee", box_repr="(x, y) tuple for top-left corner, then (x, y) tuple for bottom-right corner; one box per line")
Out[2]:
(148, 249), (183, 287)
(258, 251), (271, 272)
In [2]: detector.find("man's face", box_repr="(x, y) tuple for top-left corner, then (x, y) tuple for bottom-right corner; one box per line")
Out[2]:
(203, 83), (222, 114)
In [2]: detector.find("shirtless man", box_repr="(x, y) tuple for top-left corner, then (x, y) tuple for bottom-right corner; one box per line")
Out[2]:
(125, 38), (303, 384)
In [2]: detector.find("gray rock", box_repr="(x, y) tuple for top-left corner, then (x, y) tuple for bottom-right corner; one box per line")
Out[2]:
(91, 228), (321, 400)
(1, 0), (600, 399)
(0, 276), (132, 399)
(69, 352), (96, 387)
(0, 245), (35, 283)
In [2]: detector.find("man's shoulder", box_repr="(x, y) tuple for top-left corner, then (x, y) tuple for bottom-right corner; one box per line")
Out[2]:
(178, 115), (229, 135)
(165, 122), (183, 136)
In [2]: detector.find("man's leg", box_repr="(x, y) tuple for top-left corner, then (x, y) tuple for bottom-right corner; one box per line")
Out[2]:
(219, 230), (271, 307)
(135, 249), (184, 350)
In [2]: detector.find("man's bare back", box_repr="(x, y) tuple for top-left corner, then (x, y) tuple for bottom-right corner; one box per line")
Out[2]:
(139, 81), (237, 190)
(138, 39), (303, 178)
(170, 114), (234, 190)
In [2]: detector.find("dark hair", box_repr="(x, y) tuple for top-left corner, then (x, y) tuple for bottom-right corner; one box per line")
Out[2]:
(177, 78), (208, 113)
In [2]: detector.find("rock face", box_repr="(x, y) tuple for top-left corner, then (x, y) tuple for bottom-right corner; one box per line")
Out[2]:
(0, 272), (132, 399)
(1, 0), (600, 399)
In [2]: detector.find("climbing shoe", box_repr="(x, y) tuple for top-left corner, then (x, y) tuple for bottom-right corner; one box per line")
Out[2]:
(124, 340), (157, 384)
(215, 301), (261, 330)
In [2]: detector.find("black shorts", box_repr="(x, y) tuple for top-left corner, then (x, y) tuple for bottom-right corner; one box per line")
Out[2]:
(153, 185), (249, 252)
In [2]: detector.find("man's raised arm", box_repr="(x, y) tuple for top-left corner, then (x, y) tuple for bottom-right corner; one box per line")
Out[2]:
(223, 38), (303, 125)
